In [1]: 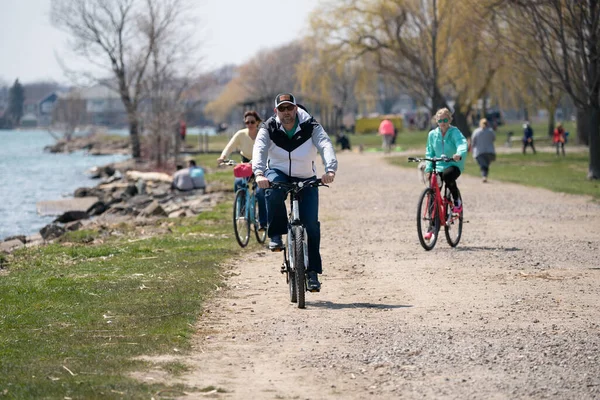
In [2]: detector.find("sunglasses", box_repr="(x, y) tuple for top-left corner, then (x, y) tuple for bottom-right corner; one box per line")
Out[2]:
(245, 120), (256, 125)
(437, 118), (449, 123)
(277, 104), (296, 112)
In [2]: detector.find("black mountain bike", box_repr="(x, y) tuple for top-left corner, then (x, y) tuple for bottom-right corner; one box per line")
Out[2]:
(271, 179), (327, 309)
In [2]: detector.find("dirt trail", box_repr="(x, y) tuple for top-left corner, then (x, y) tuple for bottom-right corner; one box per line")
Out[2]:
(141, 151), (600, 399)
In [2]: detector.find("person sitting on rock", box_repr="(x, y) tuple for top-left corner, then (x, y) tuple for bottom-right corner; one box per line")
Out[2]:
(188, 160), (206, 191)
(171, 164), (194, 191)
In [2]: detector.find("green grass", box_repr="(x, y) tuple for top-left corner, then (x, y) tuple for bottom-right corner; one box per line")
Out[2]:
(464, 152), (598, 198)
(347, 120), (578, 152)
(389, 150), (599, 200)
(0, 190), (260, 398)
(185, 133), (230, 153)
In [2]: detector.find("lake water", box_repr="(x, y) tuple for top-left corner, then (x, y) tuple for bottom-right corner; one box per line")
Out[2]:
(0, 130), (129, 240)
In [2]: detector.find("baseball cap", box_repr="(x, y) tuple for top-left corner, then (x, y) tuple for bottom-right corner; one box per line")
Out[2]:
(275, 93), (296, 108)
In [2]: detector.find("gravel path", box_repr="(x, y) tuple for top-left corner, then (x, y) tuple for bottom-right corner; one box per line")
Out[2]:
(139, 150), (600, 399)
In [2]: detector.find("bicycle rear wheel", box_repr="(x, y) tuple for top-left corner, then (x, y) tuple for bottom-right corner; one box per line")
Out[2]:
(252, 194), (267, 244)
(233, 190), (250, 247)
(444, 188), (463, 247)
(292, 225), (306, 309)
(417, 188), (440, 251)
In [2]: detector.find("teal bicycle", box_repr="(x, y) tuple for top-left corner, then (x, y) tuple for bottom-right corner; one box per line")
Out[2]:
(221, 160), (267, 247)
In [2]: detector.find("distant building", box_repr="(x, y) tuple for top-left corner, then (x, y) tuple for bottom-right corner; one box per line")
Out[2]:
(39, 92), (59, 126)
(75, 85), (127, 127)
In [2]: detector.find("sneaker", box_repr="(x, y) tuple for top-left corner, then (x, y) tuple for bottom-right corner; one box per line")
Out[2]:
(307, 271), (321, 292)
(268, 235), (284, 252)
(482, 177), (488, 183)
(452, 204), (463, 214)
(424, 230), (434, 240)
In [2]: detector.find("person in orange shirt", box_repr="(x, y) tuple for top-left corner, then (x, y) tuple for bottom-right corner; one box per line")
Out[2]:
(378, 118), (395, 154)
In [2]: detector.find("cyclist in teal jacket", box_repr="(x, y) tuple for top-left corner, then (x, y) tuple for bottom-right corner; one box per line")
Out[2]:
(424, 108), (468, 239)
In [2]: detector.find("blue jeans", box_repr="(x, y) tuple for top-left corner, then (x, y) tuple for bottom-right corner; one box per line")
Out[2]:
(234, 178), (267, 227)
(265, 169), (322, 274)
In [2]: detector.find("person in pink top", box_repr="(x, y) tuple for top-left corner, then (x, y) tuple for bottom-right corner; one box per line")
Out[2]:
(378, 118), (395, 153)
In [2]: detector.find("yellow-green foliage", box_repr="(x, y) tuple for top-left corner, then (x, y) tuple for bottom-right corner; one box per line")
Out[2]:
(355, 115), (403, 134)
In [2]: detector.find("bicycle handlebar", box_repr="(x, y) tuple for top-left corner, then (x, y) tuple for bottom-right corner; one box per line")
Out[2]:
(408, 156), (451, 163)
(270, 178), (328, 192)
(219, 159), (239, 166)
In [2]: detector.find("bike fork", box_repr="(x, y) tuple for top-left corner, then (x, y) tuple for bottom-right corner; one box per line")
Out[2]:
(281, 247), (288, 275)
(302, 227), (309, 272)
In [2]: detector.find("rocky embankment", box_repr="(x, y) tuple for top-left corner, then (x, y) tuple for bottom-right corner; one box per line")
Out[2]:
(44, 133), (131, 155)
(1, 135), (228, 256)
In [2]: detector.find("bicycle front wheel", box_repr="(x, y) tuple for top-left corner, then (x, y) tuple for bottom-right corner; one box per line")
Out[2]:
(252, 194), (267, 244)
(444, 188), (463, 247)
(233, 190), (250, 247)
(292, 225), (306, 309)
(417, 188), (440, 251)
(286, 236), (297, 303)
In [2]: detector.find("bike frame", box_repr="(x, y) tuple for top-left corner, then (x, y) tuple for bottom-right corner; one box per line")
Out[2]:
(286, 190), (309, 273)
(428, 171), (448, 227)
(237, 177), (257, 225)
(273, 179), (327, 280)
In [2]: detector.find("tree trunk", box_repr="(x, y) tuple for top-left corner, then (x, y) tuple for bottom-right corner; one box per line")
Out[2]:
(432, 86), (448, 112)
(576, 107), (589, 146)
(547, 106), (555, 138)
(174, 123), (181, 167)
(482, 96), (488, 118)
(156, 133), (163, 167)
(128, 114), (142, 159)
(585, 107), (600, 180)
(453, 108), (471, 138)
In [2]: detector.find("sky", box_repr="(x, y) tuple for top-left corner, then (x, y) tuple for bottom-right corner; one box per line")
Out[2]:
(0, 0), (321, 84)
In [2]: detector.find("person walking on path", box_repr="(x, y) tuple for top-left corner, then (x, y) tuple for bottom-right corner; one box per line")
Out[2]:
(253, 93), (338, 292)
(522, 121), (537, 154)
(378, 118), (395, 154)
(553, 122), (566, 156)
(470, 118), (496, 183)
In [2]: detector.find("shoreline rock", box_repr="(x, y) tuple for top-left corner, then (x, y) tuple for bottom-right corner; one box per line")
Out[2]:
(2, 137), (232, 256)
(43, 133), (130, 155)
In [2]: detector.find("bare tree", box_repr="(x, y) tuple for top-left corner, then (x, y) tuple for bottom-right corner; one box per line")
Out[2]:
(308, 0), (507, 136)
(237, 42), (305, 115)
(496, 0), (600, 179)
(51, 0), (198, 160)
(314, 0), (451, 112)
(137, 0), (201, 167)
(50, 92), (87, 141)
(296, 39), (364, 134)
(205, 42), (305, 124)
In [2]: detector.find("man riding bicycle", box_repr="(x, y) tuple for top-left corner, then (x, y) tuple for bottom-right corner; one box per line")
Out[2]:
(424, 107), (468, 240)
(253, 93), (338, 291)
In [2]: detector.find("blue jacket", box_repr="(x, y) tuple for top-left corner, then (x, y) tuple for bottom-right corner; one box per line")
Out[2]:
(424, 125), (469, 173)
